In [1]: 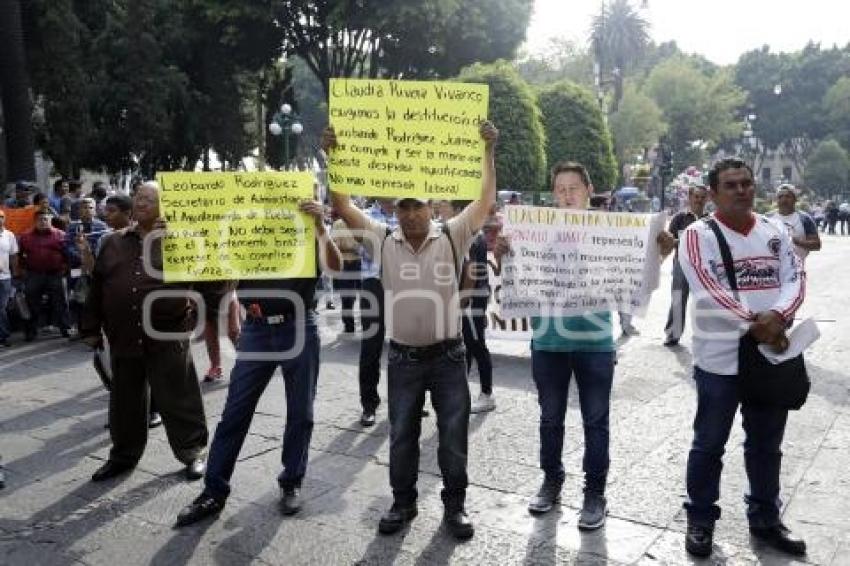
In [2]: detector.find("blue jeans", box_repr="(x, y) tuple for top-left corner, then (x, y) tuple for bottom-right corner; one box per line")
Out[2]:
(0, 279), (12, 340)
(685, 366), (788, 528)
(531, 350), (615, 494)
(387, 341), (470, 511)
(204, 319), (319, 499)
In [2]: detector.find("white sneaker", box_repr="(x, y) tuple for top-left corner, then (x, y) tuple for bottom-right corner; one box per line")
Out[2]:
(470, 393), (496, 414)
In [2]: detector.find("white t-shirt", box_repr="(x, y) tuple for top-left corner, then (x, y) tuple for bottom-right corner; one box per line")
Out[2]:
(0, 228), (19, 280)
(774, 211), (815, 260)
(679, 214), (805, 375)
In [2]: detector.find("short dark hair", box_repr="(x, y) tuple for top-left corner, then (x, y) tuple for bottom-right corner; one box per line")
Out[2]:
(53, 178), (67, 190)
(550, 161), (592, 188)
(32, 192), (47, 205)
(708, 158), (754, 190)
(105, 194), (132, 213)
(451, 200), (473, 213)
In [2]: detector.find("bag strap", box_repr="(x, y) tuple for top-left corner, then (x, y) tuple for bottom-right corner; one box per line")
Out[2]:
(377, 226), (391, 281)
(441, 223), (462, 290)
(705, 218), (740, 301)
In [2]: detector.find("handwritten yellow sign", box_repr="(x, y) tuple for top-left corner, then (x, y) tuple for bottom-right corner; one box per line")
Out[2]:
(157, 172), (316, 282)
(328, 79), (489, 200)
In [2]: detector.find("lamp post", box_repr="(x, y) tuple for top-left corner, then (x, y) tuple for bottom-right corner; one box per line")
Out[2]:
(268, 103), (303, 170)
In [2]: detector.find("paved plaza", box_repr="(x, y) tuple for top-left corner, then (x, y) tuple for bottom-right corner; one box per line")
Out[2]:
(1, 236), (849, 565)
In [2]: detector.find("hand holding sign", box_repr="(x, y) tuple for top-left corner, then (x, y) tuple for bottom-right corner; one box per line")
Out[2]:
(328, 79), (489, 200)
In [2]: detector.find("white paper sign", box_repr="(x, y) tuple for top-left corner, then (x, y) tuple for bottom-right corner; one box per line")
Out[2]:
(484, 252), (532, 341)
(500, 206), (665, 318)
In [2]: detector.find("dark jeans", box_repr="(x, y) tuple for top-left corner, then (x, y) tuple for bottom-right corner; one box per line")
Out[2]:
(24, 272), (69, 335)
(109, 342), (208, 466)
(531, 350), (615, 494)
(462, 295), (492, 394)
(205, 319), (319, 499)
(0, 279), (12, 341)
(358, 277), (384, 412)
(388, 340), (470, 511)
(335, 260), (362, 332)
(664, 258), (690, 342)
(685, 366), (788, 528)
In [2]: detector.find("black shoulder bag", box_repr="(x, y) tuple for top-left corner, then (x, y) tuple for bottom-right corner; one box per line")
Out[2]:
(705, 219), (810, 410)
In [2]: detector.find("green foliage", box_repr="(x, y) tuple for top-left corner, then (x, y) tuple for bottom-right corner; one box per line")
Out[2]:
(589, 0), (650, 111)
(824, 77), (850, 152)
(280, 0), (533, 94)
(458, 61), (546, 192)
(645, 57), (745, 169)
(516, 38), (595, 88)
(805, 139), (850, 193)
(537, 82), (618, 191)
(609, 83), (666, 163)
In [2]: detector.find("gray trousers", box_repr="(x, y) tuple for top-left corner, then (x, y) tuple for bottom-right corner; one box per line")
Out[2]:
(108, 341), (208, 466)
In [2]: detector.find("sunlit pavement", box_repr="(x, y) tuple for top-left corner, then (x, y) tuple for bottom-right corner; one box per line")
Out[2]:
(2, 235), (849, 565)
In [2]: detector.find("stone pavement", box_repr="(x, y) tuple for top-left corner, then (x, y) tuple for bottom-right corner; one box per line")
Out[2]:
(2, 235), (850, 566)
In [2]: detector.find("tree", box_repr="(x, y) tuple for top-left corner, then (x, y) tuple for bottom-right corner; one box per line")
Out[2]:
(515, 37), (595, 88)
(804, 139), (850, 195)
(645, 57), (745, 169)
(537, 81), (618, 191)
(589, 0), (650, 111)
(609, 83), (666, 164)
(279, 0), (533, 96)
(458, 61), (546, 192)
(824, 77), (850, 152)
(0, 0), (37, 184)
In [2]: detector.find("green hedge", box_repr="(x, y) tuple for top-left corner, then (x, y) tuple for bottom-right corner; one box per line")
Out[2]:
(458, 61), (547, 192)
(537, 81), (618, 192)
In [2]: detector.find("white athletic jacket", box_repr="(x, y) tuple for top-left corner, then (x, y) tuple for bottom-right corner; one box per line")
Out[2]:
(678, 213), (805, 375)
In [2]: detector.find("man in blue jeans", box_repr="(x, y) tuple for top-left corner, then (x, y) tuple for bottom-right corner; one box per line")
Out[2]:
(328, 121), (499, 540)
(678, 158), (807, 558)
(175, 200), (342, 526)
(496, 162), (615, 530)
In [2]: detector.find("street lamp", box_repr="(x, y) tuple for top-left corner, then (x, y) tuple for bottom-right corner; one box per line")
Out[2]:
(268, 103), (303, 170)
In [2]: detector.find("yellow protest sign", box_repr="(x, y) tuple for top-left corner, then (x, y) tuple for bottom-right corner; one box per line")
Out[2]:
(328, 78), (489, 200)
(157, 172), (316, 282)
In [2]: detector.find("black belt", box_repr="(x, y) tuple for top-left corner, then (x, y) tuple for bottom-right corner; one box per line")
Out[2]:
(389, 338), (462, 360)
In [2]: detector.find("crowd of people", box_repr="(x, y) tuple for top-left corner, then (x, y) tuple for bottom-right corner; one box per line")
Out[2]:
(0, 127), (822, 558)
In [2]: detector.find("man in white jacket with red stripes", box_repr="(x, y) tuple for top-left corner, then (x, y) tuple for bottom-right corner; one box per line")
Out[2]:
(677, 158), (807, 559)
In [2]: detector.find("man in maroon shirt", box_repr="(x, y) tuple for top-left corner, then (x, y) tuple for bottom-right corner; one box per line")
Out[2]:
(17, 209), (70, 341)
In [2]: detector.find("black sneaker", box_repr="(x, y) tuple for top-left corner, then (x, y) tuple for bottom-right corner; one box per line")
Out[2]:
(175, 493), (225, 527)
(577, 492), (607, 530)
(685, 523), (713, 558)
(360, 410), (376, 427)
(528, 478), (562, 514)
(750, 523), (806, 556)
(378, 502), (417, 534)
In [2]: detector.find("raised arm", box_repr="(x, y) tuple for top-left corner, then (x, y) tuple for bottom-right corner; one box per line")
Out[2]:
(322, 127), (371, 232)
(464, 121), (499, 232)
(299, 200), (342, 273)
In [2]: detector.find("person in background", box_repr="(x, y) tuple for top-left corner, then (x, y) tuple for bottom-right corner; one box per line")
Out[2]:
(49, 178), (69, 212)
(0, 210), (20, 347)
(440, 200), (495, 413)
(772, 185), (821, 262)
(355, 198), (398, 427)
(657, 185), (709, 346)
(4, 181), (32, 208)
(825, 201), (838, 234)
(91, 182), (109, 221)
(331, 213), (363, 336)
(838, 201), (849, 235)
(65, 198), (108, 337)
(17, 209), (70, 341)
(67, 180), (85, 221)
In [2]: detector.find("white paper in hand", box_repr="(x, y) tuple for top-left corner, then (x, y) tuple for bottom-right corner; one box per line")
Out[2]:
(758, 318), (820, 364)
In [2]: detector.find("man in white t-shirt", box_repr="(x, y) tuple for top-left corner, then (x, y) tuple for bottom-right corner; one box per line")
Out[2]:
(773, 185), (821, 261)
(0, 210), (21, 347)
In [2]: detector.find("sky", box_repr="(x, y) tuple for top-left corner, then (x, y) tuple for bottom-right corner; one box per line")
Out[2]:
(525, 0), (850, 65)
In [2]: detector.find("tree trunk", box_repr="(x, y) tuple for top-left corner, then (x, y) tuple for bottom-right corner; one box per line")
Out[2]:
(0, 0), (36, 185)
